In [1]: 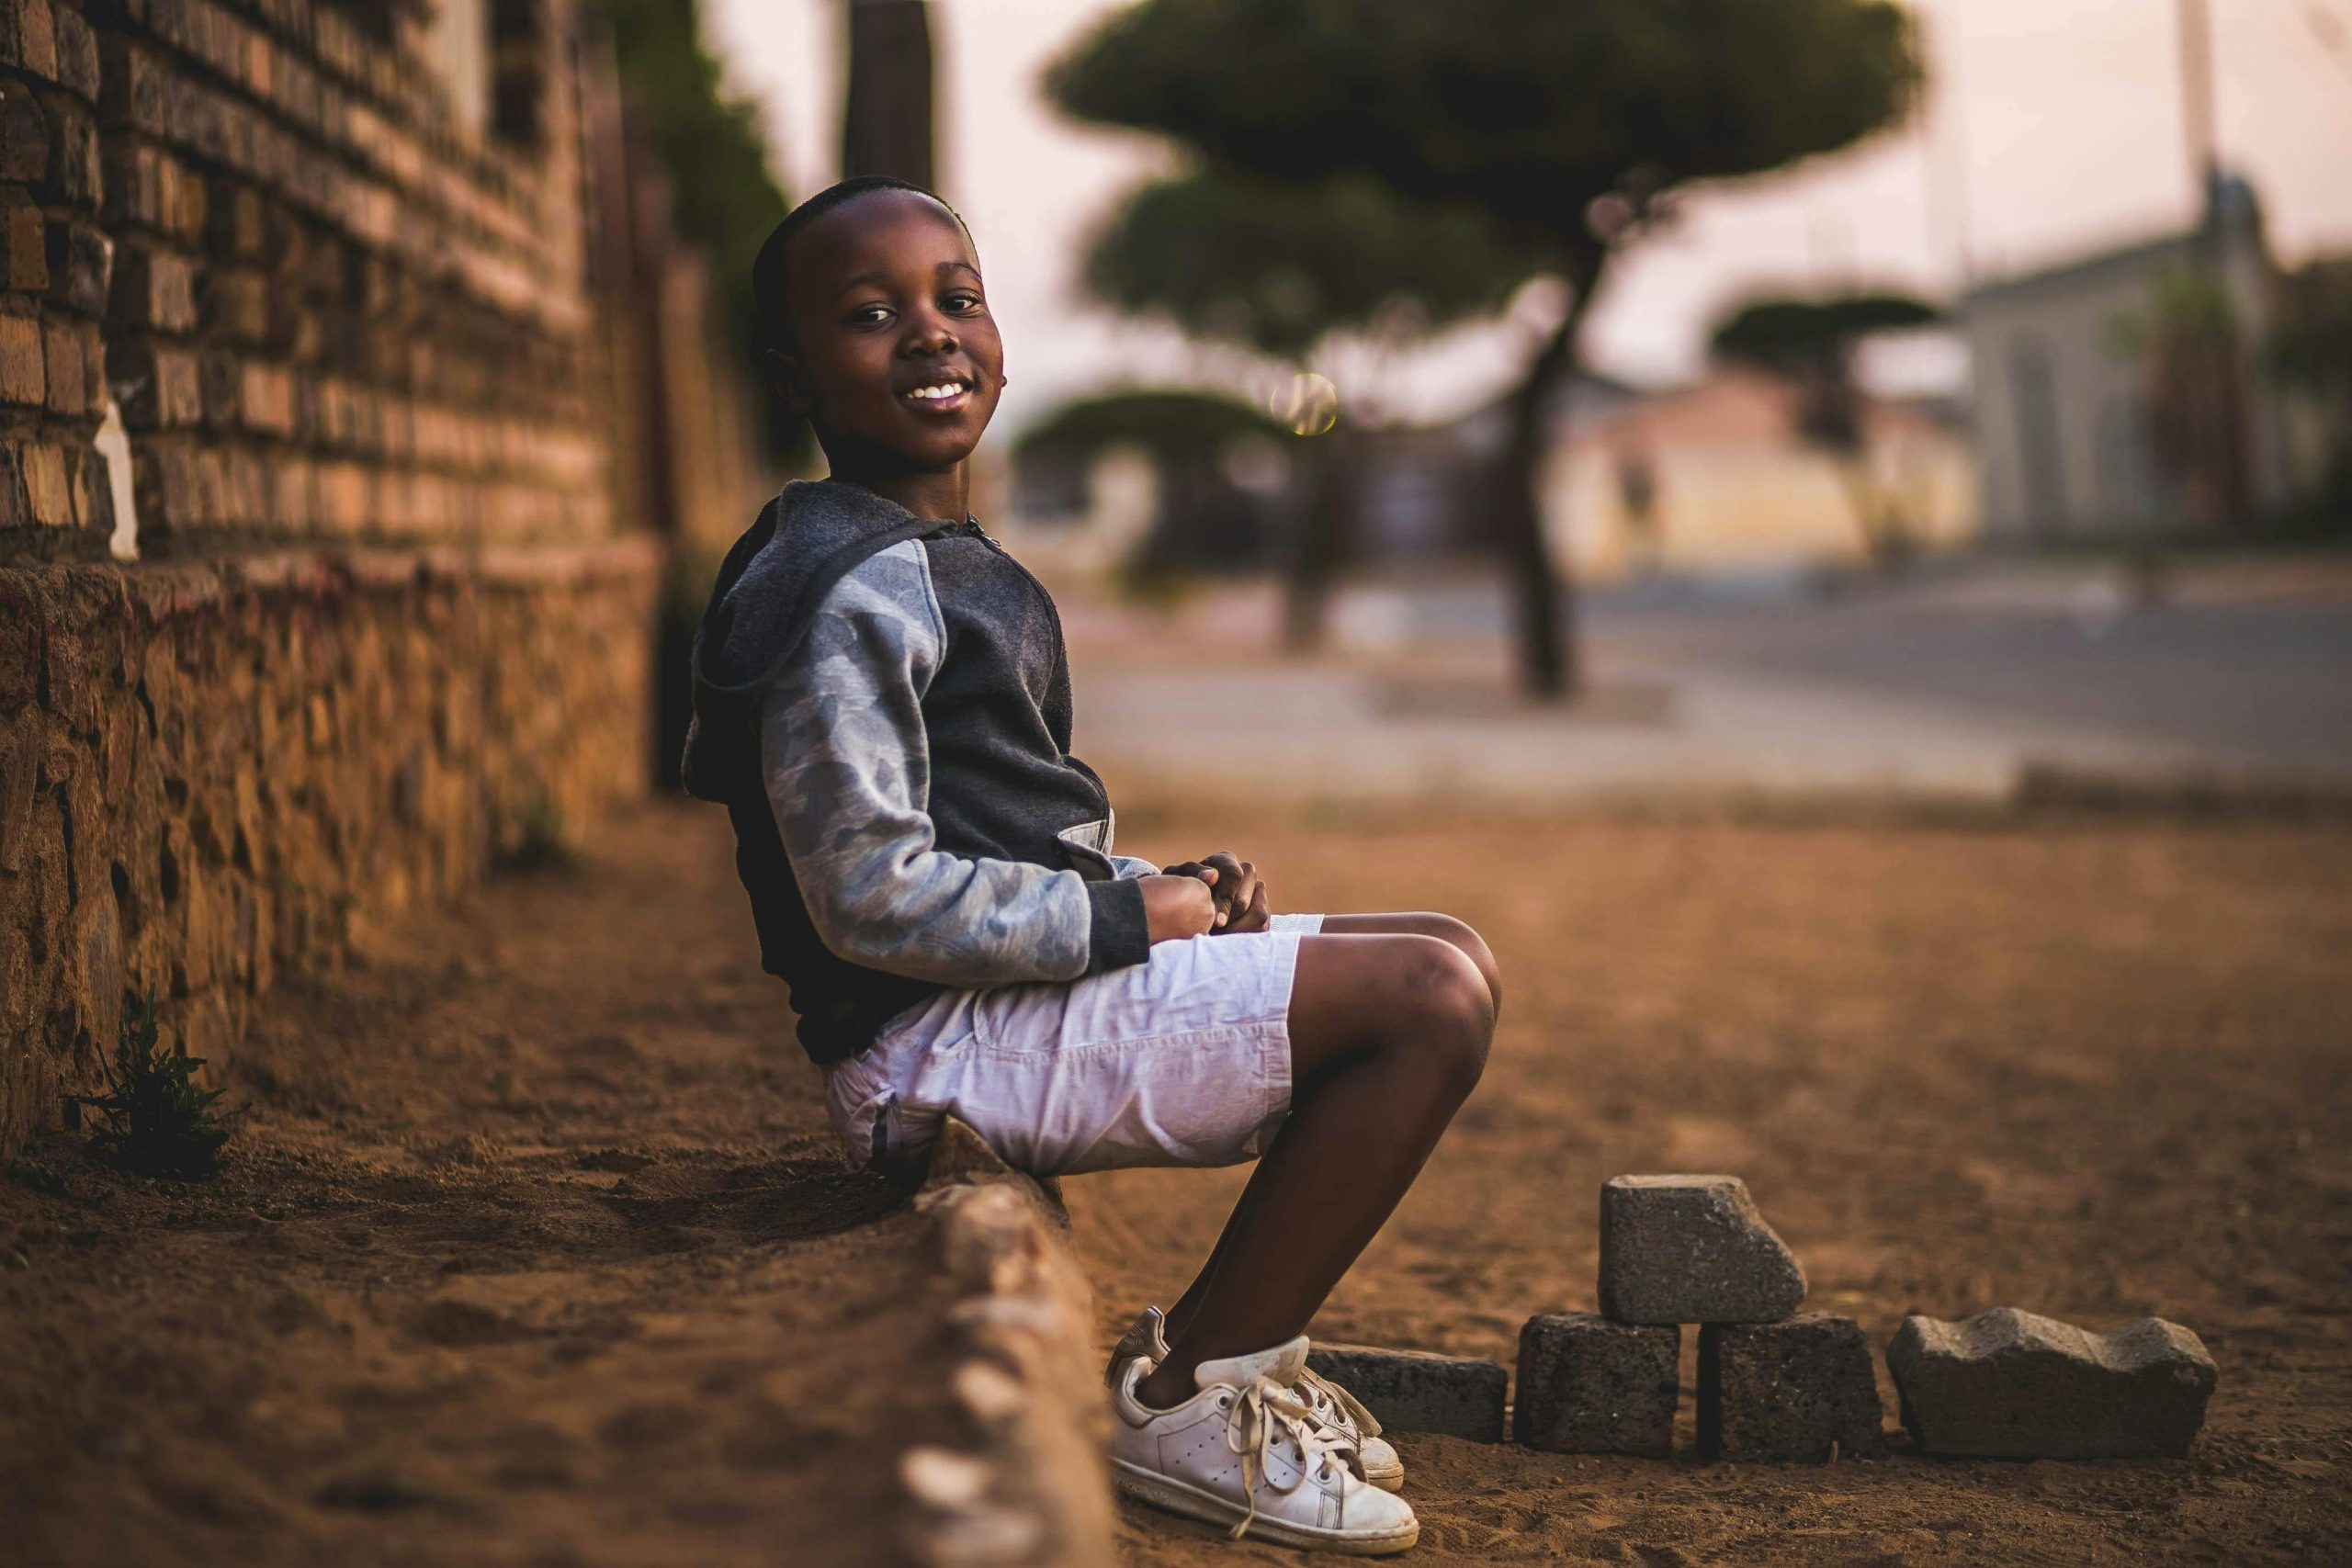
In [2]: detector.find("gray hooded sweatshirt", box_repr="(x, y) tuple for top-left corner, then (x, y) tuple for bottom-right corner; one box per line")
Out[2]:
(680, 479), (1155, 1065)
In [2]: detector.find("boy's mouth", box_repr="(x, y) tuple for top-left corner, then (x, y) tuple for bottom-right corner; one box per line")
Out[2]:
(899, 371), (977, 414)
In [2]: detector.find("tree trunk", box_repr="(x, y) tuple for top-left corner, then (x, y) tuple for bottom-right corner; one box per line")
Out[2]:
(842, 0), (934, 187)
(1282, 425), (1361, 653)
(1498, 250), (1604, 699)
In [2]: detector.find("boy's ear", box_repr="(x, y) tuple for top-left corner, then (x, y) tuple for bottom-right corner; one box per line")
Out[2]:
(765, 346), (815, 418)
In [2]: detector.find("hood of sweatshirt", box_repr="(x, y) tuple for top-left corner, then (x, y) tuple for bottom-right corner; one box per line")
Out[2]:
(679, 478), (965, 802)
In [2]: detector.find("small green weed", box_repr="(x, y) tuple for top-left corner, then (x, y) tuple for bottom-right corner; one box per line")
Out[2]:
(70, 993), (239, 1179)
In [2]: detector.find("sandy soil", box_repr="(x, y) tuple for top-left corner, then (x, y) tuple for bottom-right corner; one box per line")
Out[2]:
(0, 802), (948, 1567)
(6, 795), (2348, 1565)
(1072, 797), (2352, 1565)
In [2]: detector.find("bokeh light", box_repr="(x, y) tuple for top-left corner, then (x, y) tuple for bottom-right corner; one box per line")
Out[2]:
(1269, 371), (1340, 436)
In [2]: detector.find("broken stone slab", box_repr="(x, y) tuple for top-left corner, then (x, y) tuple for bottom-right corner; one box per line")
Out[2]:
(1698, 1314), (1889, 1462)
(1886, 1307), (2218, 1459)
(1599, 1174), (1807, 1325)
(1513, 1312), (1679, 1457)
(1305, 1344), (1509, 1444)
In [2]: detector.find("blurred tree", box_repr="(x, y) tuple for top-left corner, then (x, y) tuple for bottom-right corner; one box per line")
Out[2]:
(1017, 389), (1296, 588)
(594, 0), (797, 456)
(1046, 0), (1919, 695)
(1708, 293), (1940, 567)
(842, 0), (934, 186)
(1078, 172), (1536, 646)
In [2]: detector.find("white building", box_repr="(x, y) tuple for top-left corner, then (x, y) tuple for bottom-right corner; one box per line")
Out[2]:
(1963, 175), (2294, 541)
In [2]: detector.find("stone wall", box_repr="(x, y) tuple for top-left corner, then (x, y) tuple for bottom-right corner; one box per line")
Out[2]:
(0, 0), (664, 1151)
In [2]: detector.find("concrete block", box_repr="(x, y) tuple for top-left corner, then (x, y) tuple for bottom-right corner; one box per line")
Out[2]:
(1600, 1174), (1806, 1325)
(1886, 1307), (2216, 1459)
(1305, 1344), (1509, 1443)
(1514, 1312), (1679, 1457)
(1698, 1314), (1888, 1462)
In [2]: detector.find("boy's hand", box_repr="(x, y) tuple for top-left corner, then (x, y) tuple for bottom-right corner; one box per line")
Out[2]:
(1139, 874), (1218, 943)
(1159, 852), (1272, 933)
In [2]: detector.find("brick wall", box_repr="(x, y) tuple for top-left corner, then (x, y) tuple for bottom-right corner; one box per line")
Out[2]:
(0, 0), (663, 1152)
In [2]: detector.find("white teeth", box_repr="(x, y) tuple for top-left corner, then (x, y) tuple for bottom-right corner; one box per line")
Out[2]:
(906, 380), (968, 400)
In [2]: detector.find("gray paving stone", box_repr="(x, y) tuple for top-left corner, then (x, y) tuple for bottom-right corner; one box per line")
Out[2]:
(1306, 1344), (1509, 1443)
(1886, 1307), (2218, 1458)
(1599, 1174), (1807, 1325)
(1513, 1312), (1679, 1457)
(1698, 1314), (1890, 1462)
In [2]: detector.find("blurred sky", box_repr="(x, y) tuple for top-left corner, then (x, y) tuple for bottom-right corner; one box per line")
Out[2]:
(706, 0), (2352, 434)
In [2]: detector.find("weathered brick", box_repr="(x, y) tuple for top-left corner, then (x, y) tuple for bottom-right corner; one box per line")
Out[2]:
(0, 185), (45, 289)
(0, 77), (48, 182)
(1886, 1308), (2217, 1459)
(98, 35), (169, 136)
(21, 443), (74, 527)
(0, 0), (60, 82)
(50, 1), (96, 102)
(197, 262), (266, 342)
(1600, 1175), (1807, 1325)
(41, 311), (85, 413)
(108, 238), (193, 332)
(99, 137), (201, 238)
(0, 309), (43, 403)
(204, 174), (264, 261)
(1515, 1313), (1679, 1458)
(35, 88), (96, 204)
(1306, 1344), (1510, 1444)
(110, 339), (200, 427)
(42, 214), (107, 315)
(1699, 1315), (1888, 1463)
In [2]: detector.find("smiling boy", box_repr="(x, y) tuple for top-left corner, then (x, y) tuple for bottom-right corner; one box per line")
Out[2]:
(682, 177), (1500, 1555)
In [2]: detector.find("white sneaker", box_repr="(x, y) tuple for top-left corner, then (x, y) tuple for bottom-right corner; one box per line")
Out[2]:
(1111, 1337), (1419, 1555)
(1107, 1307), (1406, 1494)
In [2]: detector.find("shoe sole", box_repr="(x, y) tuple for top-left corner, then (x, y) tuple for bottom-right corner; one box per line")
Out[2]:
(1363, 1462), (1405, 1494)
(1112, 1459), (1419, 1555)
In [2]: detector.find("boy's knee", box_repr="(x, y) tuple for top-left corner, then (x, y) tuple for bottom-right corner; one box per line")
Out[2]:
(1382, 936), (1492, 1093)
(1426, 913), (1502, 1014)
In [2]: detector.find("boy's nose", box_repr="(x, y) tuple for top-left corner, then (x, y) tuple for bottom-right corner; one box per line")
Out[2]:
(902, 313), (958, 355)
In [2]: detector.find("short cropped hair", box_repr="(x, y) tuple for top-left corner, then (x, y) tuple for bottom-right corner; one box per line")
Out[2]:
(752, 176), (978, 357)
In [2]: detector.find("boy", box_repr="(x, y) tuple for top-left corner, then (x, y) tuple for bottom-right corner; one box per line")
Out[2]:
(683, 178), (1499, 1555)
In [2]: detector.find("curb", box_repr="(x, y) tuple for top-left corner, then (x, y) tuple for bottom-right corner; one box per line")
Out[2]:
(898, 1118), (1114, 1568)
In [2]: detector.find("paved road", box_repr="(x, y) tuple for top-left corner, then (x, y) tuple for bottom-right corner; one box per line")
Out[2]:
(1069, 558), (2352, 804)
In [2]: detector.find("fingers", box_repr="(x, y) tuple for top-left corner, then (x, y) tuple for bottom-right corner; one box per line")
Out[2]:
(1231, 879), (1272, 932)
(1200, 852), (1257, 929)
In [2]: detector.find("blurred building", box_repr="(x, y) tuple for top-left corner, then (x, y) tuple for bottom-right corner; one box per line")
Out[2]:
(1543, 369), (1977, 580)
(0, 0), (764, 1154)
(1963, 174), (2302, 540)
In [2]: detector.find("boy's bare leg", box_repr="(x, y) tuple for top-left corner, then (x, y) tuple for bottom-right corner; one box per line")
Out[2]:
(1156, 913), (1499, 1349)
(1134, 931), (1494, 1407)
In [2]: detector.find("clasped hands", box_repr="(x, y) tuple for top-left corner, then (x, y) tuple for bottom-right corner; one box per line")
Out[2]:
(1138, 851), (1271, 943)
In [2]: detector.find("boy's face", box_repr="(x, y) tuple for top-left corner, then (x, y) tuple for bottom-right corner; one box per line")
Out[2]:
(775, 190), (1003, 475)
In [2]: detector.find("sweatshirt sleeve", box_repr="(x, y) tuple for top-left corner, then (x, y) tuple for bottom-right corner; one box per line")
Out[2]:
(758, 540), (1149, 985)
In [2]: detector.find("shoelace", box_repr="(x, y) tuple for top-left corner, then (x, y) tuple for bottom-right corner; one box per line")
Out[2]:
(1296, 1365), (1385, 1444)
(1217, 1374), (1362, 1540)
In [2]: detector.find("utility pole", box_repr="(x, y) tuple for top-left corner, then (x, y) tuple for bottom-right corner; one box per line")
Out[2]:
(842, 0), (936, 189)
(2178, 0), (2219, 228)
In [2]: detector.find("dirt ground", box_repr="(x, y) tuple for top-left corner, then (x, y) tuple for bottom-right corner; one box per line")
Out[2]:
(5, 795), (2349, 1565)
(1073, 796), (2352, 1565)
(0, 802), (948, 1567)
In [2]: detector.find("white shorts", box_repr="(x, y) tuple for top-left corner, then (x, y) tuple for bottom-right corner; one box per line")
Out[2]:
(823, 912), (1326, 1179)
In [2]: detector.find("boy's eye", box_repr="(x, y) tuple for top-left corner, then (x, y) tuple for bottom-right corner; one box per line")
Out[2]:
(944, 292), (983, 312)
(847, 305), (890, 326)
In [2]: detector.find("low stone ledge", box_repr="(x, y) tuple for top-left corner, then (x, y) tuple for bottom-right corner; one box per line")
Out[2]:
(1514, 1312), (1679, 1458)
(1306, 1344), (1509, 1443)
(899, 1117), (1114, 1568)
(1887, 1307), (2217, 1459)
(1698, 1314), (1889, 1462)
